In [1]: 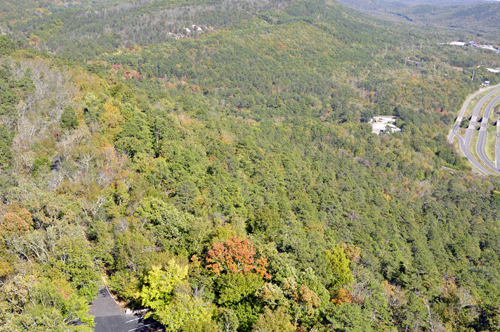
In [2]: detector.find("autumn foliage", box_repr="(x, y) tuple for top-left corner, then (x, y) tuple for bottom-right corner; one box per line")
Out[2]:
(331, 287), (354, 305)
(206, 237), (270, 279)
(0, 205), (32, 235)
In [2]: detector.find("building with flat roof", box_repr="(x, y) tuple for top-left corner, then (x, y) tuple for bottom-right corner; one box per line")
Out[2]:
(370, 116), (401, 134)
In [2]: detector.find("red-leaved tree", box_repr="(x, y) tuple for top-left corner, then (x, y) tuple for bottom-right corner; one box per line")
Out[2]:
(205, 237), (270, 279)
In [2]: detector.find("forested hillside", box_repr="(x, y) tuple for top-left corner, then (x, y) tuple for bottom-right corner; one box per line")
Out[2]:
(3, 0), (294, 61)
(1, 0), (500, 331)
(336, 0), (500, 40)
(402, 2), (500, 37)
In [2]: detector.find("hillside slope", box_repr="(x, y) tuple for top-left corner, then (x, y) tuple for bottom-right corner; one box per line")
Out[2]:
(1, 1), (500, 331)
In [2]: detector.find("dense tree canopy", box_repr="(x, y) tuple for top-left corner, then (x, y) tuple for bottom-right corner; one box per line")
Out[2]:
(0, 0), (500, 331)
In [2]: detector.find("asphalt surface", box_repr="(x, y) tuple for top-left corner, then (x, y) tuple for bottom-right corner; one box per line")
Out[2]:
(476, 94), (500, 175)
(89, 288), (162, 332)
(448, 84), (500, 142)
(497, 114), (500, 169)
(449, 84), (500, 175)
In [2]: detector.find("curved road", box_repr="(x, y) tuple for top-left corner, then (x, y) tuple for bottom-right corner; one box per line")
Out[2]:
(449, 84), (500, 175)
(476, 94), (500, 175)
(497, 115), (500, 169)
(448, 83), (500, 141)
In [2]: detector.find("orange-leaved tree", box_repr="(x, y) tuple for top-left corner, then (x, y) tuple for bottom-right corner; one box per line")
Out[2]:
(0, 204), (32, 235)
(205, 237), (270, 279)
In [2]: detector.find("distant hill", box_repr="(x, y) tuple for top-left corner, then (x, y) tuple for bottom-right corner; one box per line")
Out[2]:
(403, 2), (500, 34)
(336, 0), (500, 40)
(387, 0), (487, 4)
(335, 0), (488, 10)
(342, 0), (490, 6)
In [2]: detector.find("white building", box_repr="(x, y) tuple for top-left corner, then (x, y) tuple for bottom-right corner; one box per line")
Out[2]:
(372, 116), (396, 123)
(483, 47), (498, 52)
(449, 41), (466, 46)
(370, 116), (401, 134)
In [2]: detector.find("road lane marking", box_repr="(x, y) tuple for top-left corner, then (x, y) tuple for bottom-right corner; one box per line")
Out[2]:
(126, 317), (142, 323)
(128, 324), (151, 332)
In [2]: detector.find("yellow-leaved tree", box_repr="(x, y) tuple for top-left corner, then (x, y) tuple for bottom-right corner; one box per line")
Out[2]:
(326, 245), (355, 303)
(99, 100), (124, 142)
(138, 259), (218, 331)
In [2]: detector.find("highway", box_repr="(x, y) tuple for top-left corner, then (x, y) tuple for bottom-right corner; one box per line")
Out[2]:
(476, 94), (500, 175)
(497, 115), (500, 169)
(448, 84), (500, 175)
(448, 83), (500, 142)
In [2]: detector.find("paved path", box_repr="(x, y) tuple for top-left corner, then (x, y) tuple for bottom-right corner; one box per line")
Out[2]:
(89, 288), (161, 332)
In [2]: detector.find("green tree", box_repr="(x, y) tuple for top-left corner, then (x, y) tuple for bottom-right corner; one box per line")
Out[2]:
(0, 36), (16, 56)
(135, 197), (204, 255)
(323, 302), (373, 332)
(60, 105), (78, 130)
(0, 124), (14, 167)
(252, 307), (294, 332)
(326, 246), (354, 298)
(0, 278), (94, 332)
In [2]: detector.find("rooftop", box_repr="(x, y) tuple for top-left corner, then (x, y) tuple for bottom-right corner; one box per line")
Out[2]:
(370, 122), (401, 135)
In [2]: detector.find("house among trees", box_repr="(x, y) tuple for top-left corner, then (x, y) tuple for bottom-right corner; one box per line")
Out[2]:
(370, 116), (401, 134)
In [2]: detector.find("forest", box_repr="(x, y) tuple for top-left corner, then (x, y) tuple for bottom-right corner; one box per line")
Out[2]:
(337, 0), (500, 40)
(1, 0), (500, 331)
